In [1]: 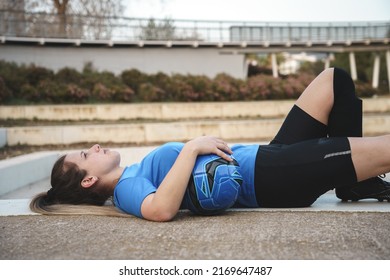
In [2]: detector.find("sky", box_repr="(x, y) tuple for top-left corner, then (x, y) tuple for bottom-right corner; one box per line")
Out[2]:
(126, 0), (390, 22)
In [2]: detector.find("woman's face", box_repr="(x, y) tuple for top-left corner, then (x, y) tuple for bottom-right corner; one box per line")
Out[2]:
(65, 144), (121, 178)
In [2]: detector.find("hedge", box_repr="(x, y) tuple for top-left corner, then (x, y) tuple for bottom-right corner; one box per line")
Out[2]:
(0, 60), (384, 105)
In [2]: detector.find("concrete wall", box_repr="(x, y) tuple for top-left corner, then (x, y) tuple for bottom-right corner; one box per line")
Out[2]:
(0, 45), (247, 78)
(0, 100), (294, 121)
(3, 99), (390, 146)
(5, 115), (390, 146)
(0, 151), (59, 196)
(4, 119), (283, 146)
(0, 128), (6, 148)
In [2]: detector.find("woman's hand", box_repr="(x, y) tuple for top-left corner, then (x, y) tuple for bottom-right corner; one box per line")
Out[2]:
(185, 136), (233, 162)
(140, 136), (232, 222)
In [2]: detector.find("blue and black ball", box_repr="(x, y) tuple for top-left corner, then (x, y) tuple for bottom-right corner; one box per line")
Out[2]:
(184, 154), (243, 215)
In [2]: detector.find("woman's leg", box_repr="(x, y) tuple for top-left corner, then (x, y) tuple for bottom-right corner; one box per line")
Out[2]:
(255, 137), (357, 207)
(259, 67), (390, 205)
(269, 69), (332, 145)
(328, 68), (362, 137)
(294, 67), (335, 127)
(339, 136), (390, 202)
(255, 135), (390, 207)
(349, 136), (390, 181)
(294, 67), (363, 138)
(295, 68), (389, 201)
(344, 136), (390, 202)
(271, 67), (362, 145)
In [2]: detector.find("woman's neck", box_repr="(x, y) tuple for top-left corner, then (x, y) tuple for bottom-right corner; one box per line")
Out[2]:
(104, 166), (125, 194)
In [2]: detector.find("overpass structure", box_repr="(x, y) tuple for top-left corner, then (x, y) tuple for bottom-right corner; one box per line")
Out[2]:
(0, 11), (389, 88)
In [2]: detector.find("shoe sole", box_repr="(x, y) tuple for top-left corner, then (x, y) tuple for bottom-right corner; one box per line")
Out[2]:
(340, 196), (390, 202)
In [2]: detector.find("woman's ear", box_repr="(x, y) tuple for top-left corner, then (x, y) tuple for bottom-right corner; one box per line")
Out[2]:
(81, 176), (99, 188)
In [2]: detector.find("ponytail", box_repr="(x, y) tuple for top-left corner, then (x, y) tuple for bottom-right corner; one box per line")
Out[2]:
(30, 192), (129, 217)
(29, 154), (130, 218)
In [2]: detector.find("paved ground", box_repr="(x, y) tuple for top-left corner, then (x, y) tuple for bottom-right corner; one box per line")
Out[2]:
(1, 210), (389, 260)
(1, 193), (390, 260)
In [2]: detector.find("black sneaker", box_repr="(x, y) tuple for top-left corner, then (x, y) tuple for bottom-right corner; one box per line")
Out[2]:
(336, 176), (390, 202)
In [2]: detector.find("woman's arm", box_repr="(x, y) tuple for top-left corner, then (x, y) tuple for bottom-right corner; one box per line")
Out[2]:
(140, 136), (233, 222)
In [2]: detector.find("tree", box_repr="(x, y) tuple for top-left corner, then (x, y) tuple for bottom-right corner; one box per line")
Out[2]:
(0, 0), (26, 36)
(6, 0), (125, 38)
(140, 18), (176, 40)
(72, 0), (125, 39)
(330, 51), (389, 92)
(52, 0), (69, 37)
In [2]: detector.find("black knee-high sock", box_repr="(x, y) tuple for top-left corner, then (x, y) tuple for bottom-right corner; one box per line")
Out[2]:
(330, 68), (370, 189)
(328, 67), (362, 137)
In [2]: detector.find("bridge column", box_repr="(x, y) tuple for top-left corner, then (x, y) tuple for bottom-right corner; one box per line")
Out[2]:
(386, 50), (390, 92)
(324, 53), (332, 69)
(324, 58), (330, 69)
(349, 52), (357, 81)
(271, 53), (278, 78)
(372, 53), (381, 89)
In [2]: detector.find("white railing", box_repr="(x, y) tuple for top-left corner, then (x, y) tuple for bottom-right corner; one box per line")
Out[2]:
(1, 10), (389, 43)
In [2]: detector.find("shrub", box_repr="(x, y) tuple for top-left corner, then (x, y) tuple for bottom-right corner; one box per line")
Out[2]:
(263, 75), (284, 100)
(21, 83), (39, 102)
(185, 75), (214, 101)
(0, 76), (12, 103)
(237, 79), (251, 100)
(56, 67), (83, 84)
(163, 74), (198, 102)
(355, 81), (378, 98)
(112, 85), (135, 102)
(0, 61), (27, 98)
(0, 59), (386, 104)
(92, 83), (115, 102)
(149, 72), (171, 87)
(66, 84), (89, 103)
(36, 80), (68, 103)
(84, 69), (133, 103)
(246, 75), (272, 100)
(281, 76), (305, 99)
(25, 65), (54, 86)
(148, 72), (172, 98)
(137, 83), (165, 102)
(121, 69), (148, 93)
(212, 73), (241, 101)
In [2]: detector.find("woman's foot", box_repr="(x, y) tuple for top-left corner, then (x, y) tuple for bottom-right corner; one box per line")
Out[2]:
(336, 177), (390, 202)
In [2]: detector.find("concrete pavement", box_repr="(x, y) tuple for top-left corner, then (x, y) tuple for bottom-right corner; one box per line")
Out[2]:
(1, 204), (390, 260)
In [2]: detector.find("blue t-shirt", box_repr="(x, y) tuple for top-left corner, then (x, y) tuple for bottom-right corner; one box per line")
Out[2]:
(113, 142), (259, 218)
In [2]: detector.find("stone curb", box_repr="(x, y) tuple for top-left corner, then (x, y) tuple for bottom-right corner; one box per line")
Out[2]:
(1, 98), (390, 122)
(5, 114), (390, 146)
(0, 100), (294, 121)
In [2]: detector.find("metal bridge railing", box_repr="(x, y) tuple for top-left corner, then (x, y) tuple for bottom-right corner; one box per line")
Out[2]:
(1, 10), (389, 43)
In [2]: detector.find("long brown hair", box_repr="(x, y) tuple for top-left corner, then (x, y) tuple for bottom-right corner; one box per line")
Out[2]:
(30, 155), (129, 217)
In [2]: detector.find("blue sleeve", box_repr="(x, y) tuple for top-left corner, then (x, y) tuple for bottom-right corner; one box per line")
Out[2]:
(113, 177), (157, 218)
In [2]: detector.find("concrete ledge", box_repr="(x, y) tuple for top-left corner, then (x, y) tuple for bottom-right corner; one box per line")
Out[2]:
(0, 199), (39, 216)
(0, 151), (59, 196)
(6, 119), (283, 146)
(0, 101), (294, 121)
(1, 98), (389, 121)
(0, 128), (6, 148)
(5, 115), (390, 146)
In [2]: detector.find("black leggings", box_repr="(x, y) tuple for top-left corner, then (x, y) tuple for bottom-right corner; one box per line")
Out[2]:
(254, 68), (361, 207)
